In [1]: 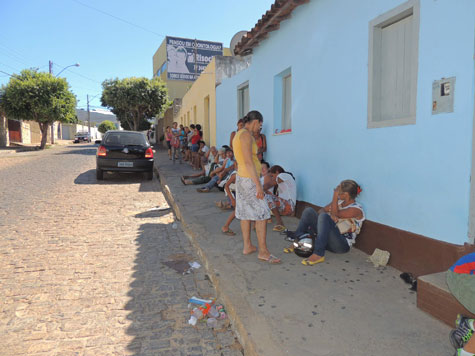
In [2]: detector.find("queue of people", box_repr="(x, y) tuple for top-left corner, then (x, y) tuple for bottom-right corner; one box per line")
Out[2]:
(173, 110), (366, 268)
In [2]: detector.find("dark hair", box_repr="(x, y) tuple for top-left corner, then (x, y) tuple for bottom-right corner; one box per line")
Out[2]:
(269, 165), (295, 180)
(222, 145), (231, 150)
(196, 124), (202, 130)
(237, 118), (244, 125)
(261, 161), (270, 169)
(190, 124), (196, 129)
(199, 140), (205, 145)
(340, 179), (361, 199)
(225, 148), (233, 154)
(242, 110), (263, 124)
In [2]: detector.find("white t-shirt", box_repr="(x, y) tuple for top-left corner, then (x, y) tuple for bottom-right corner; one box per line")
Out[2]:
(201, 145), (209, 154)
(277, 173), (297, 206)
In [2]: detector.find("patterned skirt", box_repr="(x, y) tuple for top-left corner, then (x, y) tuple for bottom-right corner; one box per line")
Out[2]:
(235, 175), (271, 221)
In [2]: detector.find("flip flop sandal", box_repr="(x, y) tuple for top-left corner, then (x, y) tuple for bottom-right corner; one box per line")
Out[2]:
(301, 257), (325, 266)
(283, 246), (294, 254)
(222, 229), (236, 236)
(273, 225), (286, 232)
(258, 254), (281, 264)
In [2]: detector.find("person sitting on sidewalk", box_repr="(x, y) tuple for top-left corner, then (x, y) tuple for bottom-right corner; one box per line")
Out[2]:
(284, 180), (364, 266)
(181, 147), (224, 185)
(264, 165), (296, 232)
(197, 149), (235, 192)
(198, 140), (210, 169)
(447, 252), (475, 356)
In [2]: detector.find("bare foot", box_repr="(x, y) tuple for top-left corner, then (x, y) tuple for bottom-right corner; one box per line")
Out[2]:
(243, 245), (257, 255)
(258, 254), (281, 264)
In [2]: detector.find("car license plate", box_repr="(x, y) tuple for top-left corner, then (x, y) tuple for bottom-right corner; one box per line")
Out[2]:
(118, 161), (133, 167)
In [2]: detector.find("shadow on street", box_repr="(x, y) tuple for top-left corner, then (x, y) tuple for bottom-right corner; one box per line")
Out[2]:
(57, 147), (98, 156)
(125, 222), (181, 355)
(74, 169), (158, 193)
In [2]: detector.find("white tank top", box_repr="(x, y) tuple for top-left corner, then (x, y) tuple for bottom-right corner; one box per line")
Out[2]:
(338, 201), (365, 246)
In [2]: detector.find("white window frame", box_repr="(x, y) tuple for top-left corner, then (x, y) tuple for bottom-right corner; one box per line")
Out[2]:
(282, 73), (292, 131)
(237, 81), (249, 120)
(368, 0), (420, 128)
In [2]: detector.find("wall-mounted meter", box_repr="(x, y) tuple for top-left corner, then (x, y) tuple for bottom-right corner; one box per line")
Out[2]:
(432, 77), (455, 114)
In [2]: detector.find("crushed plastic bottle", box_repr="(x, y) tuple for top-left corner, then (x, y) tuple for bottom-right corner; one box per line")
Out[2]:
(208, 306), (219, 318)
(191, 307), (203, 320)
(206, 317), (218, 328)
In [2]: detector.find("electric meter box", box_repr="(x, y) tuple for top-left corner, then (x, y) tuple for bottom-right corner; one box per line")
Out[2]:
(432, 77), (455, 115)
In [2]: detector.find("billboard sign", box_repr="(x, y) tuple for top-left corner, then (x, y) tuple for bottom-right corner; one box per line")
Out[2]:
(166, 36), (223, 81)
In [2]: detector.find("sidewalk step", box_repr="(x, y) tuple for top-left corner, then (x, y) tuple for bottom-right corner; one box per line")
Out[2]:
(417, 272), (475, 327)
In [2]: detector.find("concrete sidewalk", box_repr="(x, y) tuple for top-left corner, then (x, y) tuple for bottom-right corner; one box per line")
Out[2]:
(154, 148), (452, 356)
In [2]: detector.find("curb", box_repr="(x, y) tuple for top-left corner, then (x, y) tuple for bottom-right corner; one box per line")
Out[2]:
(153, 165), (259, 356)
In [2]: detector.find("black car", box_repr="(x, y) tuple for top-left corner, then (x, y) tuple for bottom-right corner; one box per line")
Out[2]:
(96, 130), (154, 180)
(73, 132), (91, 143)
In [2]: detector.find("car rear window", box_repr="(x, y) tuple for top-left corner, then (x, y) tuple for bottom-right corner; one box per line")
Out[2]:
(104, 132), (147, 145)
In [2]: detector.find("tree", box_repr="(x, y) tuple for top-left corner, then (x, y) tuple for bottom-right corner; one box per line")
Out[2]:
(0, 69), (76, 149)
(98, 120), (116, 134)
(101, 77), (170, 131)
(0, 89), (8, 147)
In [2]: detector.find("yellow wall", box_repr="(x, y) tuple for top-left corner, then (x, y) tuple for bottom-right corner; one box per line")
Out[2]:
(175, 58), (217, 146)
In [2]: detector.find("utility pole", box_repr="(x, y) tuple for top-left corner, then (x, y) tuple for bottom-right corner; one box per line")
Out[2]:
(49, 60), (55, 144)
(87, 94), (91, 140)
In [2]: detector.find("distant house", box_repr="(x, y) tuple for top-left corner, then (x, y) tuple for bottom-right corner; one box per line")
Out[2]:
(75, 109), (119, 128)
(215, 0), (475, 275)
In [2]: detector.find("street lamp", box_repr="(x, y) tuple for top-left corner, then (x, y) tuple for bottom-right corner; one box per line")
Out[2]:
(55, 63), (80, 77)
(48, 60), (80, 144)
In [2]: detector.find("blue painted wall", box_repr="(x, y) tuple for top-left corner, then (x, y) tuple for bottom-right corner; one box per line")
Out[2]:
(216, 0), (475, 245)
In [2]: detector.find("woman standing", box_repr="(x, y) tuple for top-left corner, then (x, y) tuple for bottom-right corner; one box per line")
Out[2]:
(165, 126), (173, 160)
(253, 128), (267, 162)
(232, 111), (280, 264)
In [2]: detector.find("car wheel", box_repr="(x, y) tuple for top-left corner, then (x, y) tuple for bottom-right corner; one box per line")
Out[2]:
(96, 168), (104, 180)
(145, 171), (153, 180)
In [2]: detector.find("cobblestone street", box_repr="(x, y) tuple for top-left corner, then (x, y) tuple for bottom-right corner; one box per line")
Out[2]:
(0, 144), (242, 356)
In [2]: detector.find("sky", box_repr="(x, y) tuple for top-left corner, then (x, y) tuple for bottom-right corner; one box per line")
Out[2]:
(0, 0), (275, 111)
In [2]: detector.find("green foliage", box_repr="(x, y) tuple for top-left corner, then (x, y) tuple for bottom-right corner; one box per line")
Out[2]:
(120, 119), (151, 131)
(0, 69), (76, 149)
(101, 77), (171, 131)
(98, 120), (117, 134)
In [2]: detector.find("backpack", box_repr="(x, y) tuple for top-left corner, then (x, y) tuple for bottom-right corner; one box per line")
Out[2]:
(171, 136), (180, 148)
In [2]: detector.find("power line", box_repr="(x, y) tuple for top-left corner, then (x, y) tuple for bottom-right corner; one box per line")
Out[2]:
(0, 70), (13, 77)
(0, 62), (20, 72)
(0, 48), (32, 68)
(70, 0), (166, 38)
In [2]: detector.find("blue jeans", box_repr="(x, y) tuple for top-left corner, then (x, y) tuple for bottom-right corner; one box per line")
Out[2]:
(202, 175), (219, 190)
(295, 207), (350, 257)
